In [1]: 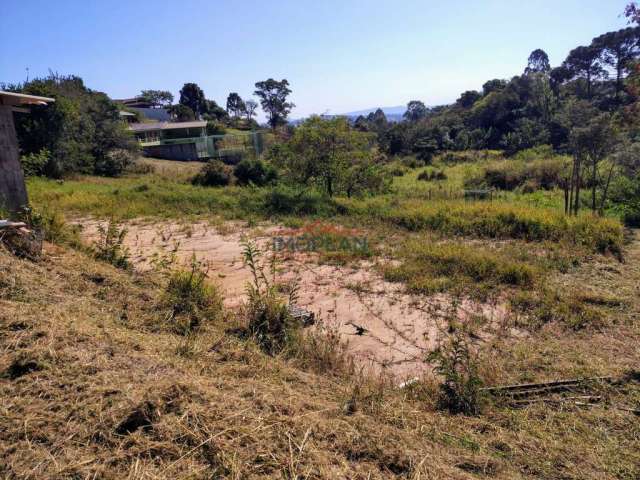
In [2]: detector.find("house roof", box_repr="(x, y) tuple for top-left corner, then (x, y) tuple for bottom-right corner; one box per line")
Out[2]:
(129, 121), (207, 132)
(0, 90), (55, 106)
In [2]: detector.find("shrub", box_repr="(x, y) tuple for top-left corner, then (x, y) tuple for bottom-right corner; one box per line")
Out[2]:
(234, 158), (278, 186)
(163, 256), (224, 335)
(385, 163), (409, 177)
(192, 160), (233, 186)
(126, 161), (156, 175)
(417, 169), (448, 182)
(263, 185), (337, 216)
(20, 148), (50, 177)
(94, 148), (136, 177)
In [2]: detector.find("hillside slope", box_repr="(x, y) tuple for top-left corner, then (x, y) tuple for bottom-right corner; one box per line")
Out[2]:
(1, 241), (639, 479)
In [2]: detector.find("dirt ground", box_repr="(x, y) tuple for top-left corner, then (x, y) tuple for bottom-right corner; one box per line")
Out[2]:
(79, 219), (511, 379)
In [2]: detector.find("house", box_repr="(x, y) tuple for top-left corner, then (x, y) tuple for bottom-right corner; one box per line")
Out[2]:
(129, 120), (210, 161)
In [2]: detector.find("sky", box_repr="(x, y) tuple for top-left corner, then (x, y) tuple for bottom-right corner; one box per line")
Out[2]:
(0, 0), (632, 119)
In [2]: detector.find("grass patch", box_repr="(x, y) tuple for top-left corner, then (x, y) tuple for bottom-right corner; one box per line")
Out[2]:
(384, 239), (538, 295)
(340, 198), (624, 256)
(161, 257), (224, 335)
(510, 288), (604, 330)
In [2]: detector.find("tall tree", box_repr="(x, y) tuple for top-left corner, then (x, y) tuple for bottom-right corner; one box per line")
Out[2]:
(404, 100), (428, 122)
(244, 99), (258, 123)
(562, 45), (607, 98)
(593, 27), (640, 98)
(254, 78), (294, 129)
(179, 83), (207, 117)
(626, 2), (640, 25)
(525, 49), (551, 75)
(226, 92), (245, 119)
(139, 89), (173, 108)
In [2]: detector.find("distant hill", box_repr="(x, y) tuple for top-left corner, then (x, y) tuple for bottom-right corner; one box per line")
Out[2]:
(340, 105), (406, 119)
(291, 105), (407, 125)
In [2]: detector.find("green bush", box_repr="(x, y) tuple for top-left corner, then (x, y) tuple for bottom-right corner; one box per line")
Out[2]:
(12, 74), (137, 178)
(192, 160), (233, 186)
(20, 148), (50, 177)
(263, 185), (337, 216)
(94, 148), (136, 177)
(234, 158), (278, 186)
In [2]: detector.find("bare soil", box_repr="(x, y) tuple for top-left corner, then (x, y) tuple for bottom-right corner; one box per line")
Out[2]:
(79, 219), (511, 379)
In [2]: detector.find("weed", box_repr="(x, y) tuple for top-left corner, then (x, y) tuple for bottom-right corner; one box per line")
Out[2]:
(93, 220), (130, 269)
(241, 238), (298, 355)
(162, 255), (224, 335)
(427, 305), (484, 415)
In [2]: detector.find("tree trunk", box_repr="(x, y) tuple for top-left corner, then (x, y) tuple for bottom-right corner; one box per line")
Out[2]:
(0, 105), (29, 217)
(574, 156), (582, 215)
(592, 155), (597, 213)
(569, 157), (577, 216)
(599, 162), (616, 214)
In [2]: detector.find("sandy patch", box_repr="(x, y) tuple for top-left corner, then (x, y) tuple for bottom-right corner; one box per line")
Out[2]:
(79, 219), (511, 379)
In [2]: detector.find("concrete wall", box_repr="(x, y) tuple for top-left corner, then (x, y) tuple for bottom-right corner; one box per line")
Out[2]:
(0, 106), (28, 215)
(143, 142), (200, 161)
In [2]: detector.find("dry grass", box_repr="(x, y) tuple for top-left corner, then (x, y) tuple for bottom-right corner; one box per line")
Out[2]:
(0, 238), (639, 479)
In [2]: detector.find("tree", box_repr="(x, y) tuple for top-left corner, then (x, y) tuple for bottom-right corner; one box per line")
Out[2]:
(179, 83), (207, 117)
(625, 2), (640, 25)
(13, 74), (136, 178)
(525, 49), (551, 75)
(244, 99), (258, 123)
(457, 90), (481, 108)
(254, 78), (294, 129)
(204, 100), (228, 122)
(139, 90), (173, 108)
(562, 101), (618, 214)
(549, 66), (571, 95)
(571, 114), (618, 213)
(269, 116), (385, 197)
(562, 45), (607, 98)
(404, 100), (428, 122)
(482, 79), (507, 95)
(226, 92), (246, 119)
(367, 108), (388, 132)
(593, 27), (640, 98)
(168, 104), (195, 122)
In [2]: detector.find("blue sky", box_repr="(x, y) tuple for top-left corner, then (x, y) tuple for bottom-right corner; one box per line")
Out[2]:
(0, 0), (631, 118)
